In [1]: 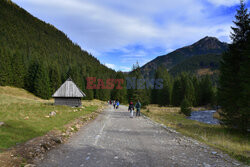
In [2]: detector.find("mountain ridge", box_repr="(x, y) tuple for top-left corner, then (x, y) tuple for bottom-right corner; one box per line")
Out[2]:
(139, 36), (228, 77)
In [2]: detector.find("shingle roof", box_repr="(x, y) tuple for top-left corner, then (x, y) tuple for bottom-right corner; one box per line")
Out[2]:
(52, 78), (86, 97)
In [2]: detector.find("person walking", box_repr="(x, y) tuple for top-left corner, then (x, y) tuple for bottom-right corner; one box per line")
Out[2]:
(135, 100), (141, 117)
(116, 100), (120, 109)
(113, 100), (116, 109)
(128, 102), (134, 118)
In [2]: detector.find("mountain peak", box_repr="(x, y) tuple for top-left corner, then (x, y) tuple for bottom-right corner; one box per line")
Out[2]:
(190, 36), (227, 50)
(139, 36), (228, 77)
(198, 36), (220, 43)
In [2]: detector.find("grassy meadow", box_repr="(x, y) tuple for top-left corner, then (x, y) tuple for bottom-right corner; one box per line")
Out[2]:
(142, 105), (250, 165)
(0, 86), (103, 150)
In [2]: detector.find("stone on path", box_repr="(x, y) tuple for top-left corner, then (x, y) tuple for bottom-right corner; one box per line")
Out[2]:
(203, 162), (211, 167)
(24, 164), (36, 167)
(211, 151), (217, 155)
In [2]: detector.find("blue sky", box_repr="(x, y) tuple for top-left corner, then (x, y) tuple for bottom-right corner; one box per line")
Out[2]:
(12, 0), (250, 71)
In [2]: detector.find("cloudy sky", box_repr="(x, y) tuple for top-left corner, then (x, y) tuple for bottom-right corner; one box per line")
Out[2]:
(12, 0), (250, 71)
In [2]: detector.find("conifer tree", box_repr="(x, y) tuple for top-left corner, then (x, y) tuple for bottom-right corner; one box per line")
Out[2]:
(218, 0), (250, 132)
(25, 61), (39, 93)
(111, 71), (127, 103)
(172, 77), (182, 106)
(230, 0), (250, 44)
(49, 65), (61, 93)
(180, 73), (195, 106)
(238, 34), (250, 131)
(157, 66), (171, 106)
(199, 75), (214, 105)
(34, 63), (51, 99)
(192, 76), (200, 106)
(11, 51), (25, 88)
(151, 67), (161, 104)
(172, 73), (195, 106)
(127, 63), (149, 105)
(0, 48), (12, 86)
(181, 98), (191, 116)
(82, 77), (94, 100)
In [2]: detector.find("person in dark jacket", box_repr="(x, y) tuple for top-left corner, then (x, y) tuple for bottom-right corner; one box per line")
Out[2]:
(128, 102), (134, 118)
(113, 100), (116, 109)
(135, 100), (141, 117)
(116, 100), (120, 109)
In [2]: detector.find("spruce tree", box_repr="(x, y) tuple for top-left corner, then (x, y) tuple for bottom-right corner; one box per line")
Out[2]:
(25, 61), (39, 93)
(151, 67), (161, 104)
(11, 51), (25, 88)
(180, 73), (195, 106)
(49, 65), (61, 93)
(181, 98), (191, 116)
(82, 77), (94, 100)
(218, 0), (250, 132)
(127, 63), (149, 105)
(111, 71), (127, 103)
(172, 77), (182, 106)
(156, 66), (171, 106)
(238, 34), (250, 131)
(192, 76), (200, 106)
(34, 63), (51, 99)
(172, 73), (195, 106)
(199, 75), (214, 105)
(0, 48), (12, 86)
(230, 0), (250, 44)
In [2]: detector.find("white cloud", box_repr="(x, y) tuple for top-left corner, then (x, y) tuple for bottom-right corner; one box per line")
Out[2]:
(12, 0), (241, 71)
(104, 63), (131, 72)
(104, 63), (116, 70)
(14, 0), (215, 51)
(207, 0), (240, 6)
(119, 66), (131, 72)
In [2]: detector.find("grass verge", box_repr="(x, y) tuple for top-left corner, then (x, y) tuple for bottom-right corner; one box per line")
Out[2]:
(0, 86), (103, 150)
(142, 105), (250, 165)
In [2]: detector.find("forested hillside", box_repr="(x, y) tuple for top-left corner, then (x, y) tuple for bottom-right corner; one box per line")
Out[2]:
(0, 0), (115, 99)
(169, 54), (221, 76)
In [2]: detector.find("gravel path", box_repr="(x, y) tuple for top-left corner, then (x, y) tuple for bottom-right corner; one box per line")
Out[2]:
(35, 105), (245, 167)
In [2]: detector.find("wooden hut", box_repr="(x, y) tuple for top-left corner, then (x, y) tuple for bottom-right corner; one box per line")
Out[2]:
(52, 78), (86, 107)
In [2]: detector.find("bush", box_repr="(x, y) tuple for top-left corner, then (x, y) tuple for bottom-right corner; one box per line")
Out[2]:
(181, 98), (191, 116)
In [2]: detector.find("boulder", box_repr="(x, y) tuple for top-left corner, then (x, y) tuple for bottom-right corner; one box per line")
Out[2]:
(49, 111), (56, 117)
(51, 137), (62, 144)
(0, 122), (4, 127)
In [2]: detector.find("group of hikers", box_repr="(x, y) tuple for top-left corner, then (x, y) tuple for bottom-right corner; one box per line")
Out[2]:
(108, 100), (120, 109)
(108, 99), (141, 118)
(128, 100), (141, 118)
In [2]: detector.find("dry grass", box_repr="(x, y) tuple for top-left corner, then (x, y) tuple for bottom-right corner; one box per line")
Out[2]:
(0, 86), (41, 101)
(213, 111), (221, 120)
(0, 86), (104, 150)
(197, 68), (219, 76)
(142, 105), (250, 165)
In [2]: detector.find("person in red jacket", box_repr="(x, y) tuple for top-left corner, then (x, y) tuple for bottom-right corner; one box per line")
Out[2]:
(128, 102), (134, 118)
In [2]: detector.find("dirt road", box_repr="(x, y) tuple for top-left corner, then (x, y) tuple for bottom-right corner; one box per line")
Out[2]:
(35, 105), (244, 167)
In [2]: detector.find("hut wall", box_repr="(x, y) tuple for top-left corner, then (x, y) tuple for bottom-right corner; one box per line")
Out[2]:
(54, 97), (82, 107)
